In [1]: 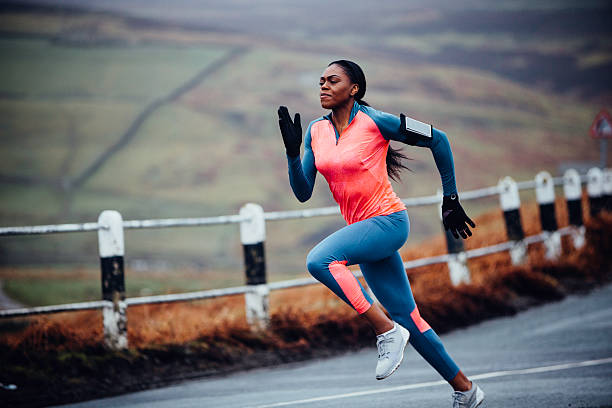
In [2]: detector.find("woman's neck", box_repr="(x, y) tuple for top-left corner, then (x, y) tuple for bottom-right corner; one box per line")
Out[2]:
(331, 99), (354, 134)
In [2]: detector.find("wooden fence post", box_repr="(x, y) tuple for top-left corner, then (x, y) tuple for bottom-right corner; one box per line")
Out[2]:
(98, 210), (128, 350)
(498, 176), (527, 264)
(239, 203), (269, 330)
(535, 171), (560, 260)
(563, 168), (585, 249)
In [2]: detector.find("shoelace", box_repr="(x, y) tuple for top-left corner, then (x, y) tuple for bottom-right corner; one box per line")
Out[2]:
(376, 336), (395, 359)
(452, 390), (470, 408)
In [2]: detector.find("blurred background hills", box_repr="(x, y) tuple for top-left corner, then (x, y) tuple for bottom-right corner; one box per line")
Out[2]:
(0, 0), (610, 303)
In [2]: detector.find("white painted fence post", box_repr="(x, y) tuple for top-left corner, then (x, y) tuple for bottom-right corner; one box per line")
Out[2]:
(239, 203), (269, 330)
(447, 252), (469, 286)
(535, 171), (560, 260)
(587, 168), (604, 217)
(563, 169), (585, 249)
(438, 191), (470, 286)
(98, 210), (128, 350)
(499, 176), (527, 265)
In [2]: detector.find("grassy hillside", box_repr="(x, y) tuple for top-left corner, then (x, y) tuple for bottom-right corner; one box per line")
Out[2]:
(0, 2), (610, 287)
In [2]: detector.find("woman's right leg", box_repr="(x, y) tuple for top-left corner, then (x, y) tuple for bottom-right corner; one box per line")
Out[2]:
(360, 252), (461, 383)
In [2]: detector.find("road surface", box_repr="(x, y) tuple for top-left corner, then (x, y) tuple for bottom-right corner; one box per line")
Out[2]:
(62, 283), (612, 407)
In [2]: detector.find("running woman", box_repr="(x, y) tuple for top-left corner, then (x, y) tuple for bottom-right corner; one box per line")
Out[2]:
(277, 60), (485, 408)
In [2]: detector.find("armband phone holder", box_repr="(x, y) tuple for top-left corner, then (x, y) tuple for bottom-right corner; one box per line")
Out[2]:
(399, 113), (432, 145)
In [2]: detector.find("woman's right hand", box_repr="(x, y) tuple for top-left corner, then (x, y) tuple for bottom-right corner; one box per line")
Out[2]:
(278, 106), (302, 158)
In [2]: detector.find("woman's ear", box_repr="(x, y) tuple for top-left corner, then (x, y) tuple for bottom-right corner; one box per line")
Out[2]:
(350, 84), (359, 97)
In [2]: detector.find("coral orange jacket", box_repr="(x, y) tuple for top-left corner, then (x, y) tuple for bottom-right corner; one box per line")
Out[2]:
(287, 101), (457, 225)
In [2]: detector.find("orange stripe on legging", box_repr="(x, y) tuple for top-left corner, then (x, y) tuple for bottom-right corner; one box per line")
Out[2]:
(328, 260), (371, 314)
(410, 305), (432, 333)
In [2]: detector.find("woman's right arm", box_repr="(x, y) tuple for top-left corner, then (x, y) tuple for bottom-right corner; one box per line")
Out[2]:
(287, 124), (316, 202)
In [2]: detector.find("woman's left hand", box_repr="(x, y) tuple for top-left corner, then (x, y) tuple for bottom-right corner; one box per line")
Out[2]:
(442, 194), (476, 239)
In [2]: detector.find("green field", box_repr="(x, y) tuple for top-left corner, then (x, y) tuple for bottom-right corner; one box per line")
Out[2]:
(0, 3), (610, 306)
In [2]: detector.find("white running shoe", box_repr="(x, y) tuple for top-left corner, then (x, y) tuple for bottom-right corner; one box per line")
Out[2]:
(452, 383), (486, 408)
(375, 322), (410, 380)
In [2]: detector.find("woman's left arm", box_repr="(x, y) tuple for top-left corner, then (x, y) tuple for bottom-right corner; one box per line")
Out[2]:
(366, 107), (456, 195)
(365, 107), (475, 238)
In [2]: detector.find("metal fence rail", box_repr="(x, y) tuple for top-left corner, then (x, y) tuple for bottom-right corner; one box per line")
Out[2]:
(0, 300), (112, 318)
(0, 222), (102, 236)
(122, 214), (249, 230)
(125, 285), (251, 307)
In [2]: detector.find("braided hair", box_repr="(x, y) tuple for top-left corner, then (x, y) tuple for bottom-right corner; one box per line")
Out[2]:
(328, 60), (410, 181)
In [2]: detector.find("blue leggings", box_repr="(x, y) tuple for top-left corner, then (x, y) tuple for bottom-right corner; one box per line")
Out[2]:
(306, 210), (460, 381)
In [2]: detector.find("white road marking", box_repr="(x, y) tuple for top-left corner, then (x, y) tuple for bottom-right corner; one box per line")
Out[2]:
(527, 306), (612, 337)
(246, 357), (612, 408)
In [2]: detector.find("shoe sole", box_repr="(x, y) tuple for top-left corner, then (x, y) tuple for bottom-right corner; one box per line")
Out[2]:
(376, 325), (410, 380)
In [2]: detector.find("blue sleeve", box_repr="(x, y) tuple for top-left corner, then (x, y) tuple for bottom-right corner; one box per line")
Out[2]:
(429, 128), (458, 196)
(362, 106), (458, 196)
(287, 122), (317, 202)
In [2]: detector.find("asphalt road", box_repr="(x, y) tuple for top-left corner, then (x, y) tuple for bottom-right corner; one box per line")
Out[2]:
(61, 284), (612, 408)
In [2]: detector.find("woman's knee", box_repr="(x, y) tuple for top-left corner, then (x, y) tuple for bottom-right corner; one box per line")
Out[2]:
(307, 248), (344, 282)
(306, 249), (325, 279)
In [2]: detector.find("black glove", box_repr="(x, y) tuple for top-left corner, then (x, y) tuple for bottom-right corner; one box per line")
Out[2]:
(442, 194), (476, 239)
(278, 106), (302, 158)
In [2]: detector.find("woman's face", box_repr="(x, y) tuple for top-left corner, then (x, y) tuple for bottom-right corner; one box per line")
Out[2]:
(319, 64), (358, 109)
